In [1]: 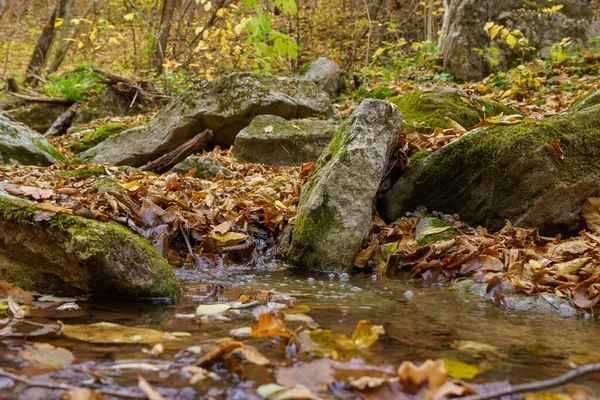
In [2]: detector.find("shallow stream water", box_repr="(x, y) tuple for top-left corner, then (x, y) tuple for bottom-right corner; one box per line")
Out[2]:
(1, 266), (600, 399)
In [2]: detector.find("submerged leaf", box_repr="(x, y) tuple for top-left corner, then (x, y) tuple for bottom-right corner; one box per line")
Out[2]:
(442, 359), (480, 379)
(195, 303), (231, 316)
(61, 322), (174, 344)
(20, 343), (74, 370)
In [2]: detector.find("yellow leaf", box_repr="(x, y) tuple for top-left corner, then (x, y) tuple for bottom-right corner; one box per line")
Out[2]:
(442, 359), (480, 379)
(124, 13), (134, 21)
(372, 47), (387, 58)
(489, 24), (501, 40)
(483, 21), (494, 33)
(216, 8), (226, 17)
(36, 203), (73, 214)
(109, 37), (120, 45)
(54, 18), (64, 28)
(121, 180), (139, 191)
(506, 34), (517, 49)
(204, 2), (212, 11)
(70, 18), (80, 25)
(209, 231), (248, 247)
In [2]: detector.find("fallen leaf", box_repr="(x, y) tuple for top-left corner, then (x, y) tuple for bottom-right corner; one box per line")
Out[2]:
(138, 375), (164, 400)
(284, 313), (318, 329)
(61, 322), (174, 344)
(445, 117), (467, 133)
(237, 344), (270, 365)
(7, 296), (24, 319)
(550, 138), (565, 159)
(420, 226), (452, 236)
(583, 197), (600, 233)
(20, 343), (74, 370)
(264, 125), (274, 133)
(196, 303), (231, 316)
(277, 359), (335, 391)
(398, 359), (447, 389)
(182, 366), (217, 384)
(37, 295), (78, 303)
(251, 313), (291, 339)
(212, 221), (231, 234)
(442, 359), (480, 379)
(36, 202), (73, 214)
(209, 231), (249, 247)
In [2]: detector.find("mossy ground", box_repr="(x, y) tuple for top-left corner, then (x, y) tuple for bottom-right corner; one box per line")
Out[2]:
(58, 167), (106, 178)
(416, 218), (459, 245)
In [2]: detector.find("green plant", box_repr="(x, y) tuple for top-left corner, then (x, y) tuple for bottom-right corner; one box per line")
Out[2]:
(243, 0), (298, 74)
(550, 37), (573, 62)
(43, 68), (105, 102)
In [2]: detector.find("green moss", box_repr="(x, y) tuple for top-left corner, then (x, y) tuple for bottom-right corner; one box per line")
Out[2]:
(353, 87), (394, 101)
(416, 218), (459, 245)
(0, 195), (38, 224)
(58, 167), (106, 178)
(389, 88), (514, 132)
(36, 141), (67, 163)
(68, 123), (127, 153)
(409, 150), (431, 169)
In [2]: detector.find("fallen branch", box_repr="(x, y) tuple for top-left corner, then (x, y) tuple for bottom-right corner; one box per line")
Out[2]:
(44, 103), (78, 137)
(93, 68), (169, 100)
(462, 363), (600, 400)
(8, 92), (73, 105)
(141, 129), (214, 174)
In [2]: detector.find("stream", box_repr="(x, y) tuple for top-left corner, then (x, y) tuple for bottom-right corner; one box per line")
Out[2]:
(1, 265), (600, 399)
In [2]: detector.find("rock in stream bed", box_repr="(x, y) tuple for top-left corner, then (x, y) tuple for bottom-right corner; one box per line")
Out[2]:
(0, 183), (181, 299)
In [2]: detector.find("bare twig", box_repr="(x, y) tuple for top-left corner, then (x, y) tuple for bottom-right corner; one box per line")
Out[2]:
(141, 129), (214, 173)
(462, 363), (600, 400)
(8, 92), (73, 105)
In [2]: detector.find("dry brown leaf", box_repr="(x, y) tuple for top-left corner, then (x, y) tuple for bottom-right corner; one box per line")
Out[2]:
(398, 359), (447, 389)
(137, 375), (164, 400)
(251, 313), (291, 339)
(550, 138), (565, 159)
(238, 344), (270, 366)
(583, 197), (600, 233)
(354, 242), (377, 268)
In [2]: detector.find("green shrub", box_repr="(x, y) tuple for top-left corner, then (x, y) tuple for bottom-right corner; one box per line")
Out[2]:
(43, 69), (106, 102)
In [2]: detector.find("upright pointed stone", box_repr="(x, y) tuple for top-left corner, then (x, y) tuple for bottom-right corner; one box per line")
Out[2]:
(279, 99), (401, 272)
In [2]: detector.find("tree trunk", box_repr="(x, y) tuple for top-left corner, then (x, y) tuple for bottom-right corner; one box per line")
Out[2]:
(0, 0), (7, 20)
(47, 0), (95, 74)
(426, 0), (434, 42)
(152, 0), (177, 73)
(438, 0), (452, 51)
(24, 0), (70, 84)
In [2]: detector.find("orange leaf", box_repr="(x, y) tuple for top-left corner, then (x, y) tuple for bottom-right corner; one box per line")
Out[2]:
(550, 138), (565, 159)
(251, 313), (291, 339)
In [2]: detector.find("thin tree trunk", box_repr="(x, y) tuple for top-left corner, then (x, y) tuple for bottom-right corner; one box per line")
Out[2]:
(47, 0), (94, 74)
(55, 0), (73, 49)
(152, 0), (177, 73)
(25, 0), (70, 84)
(3, 0), (30, 77)
(0, 0), (7, 20)
(426, 0), (433, 42)
(438, 0), (451, 51)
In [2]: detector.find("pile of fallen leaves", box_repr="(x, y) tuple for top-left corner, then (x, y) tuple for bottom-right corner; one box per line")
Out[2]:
(356, 211), (600, 312)
(0, 148), (299, 268)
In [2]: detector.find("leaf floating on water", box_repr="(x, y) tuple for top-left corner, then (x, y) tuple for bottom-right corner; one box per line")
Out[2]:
(257, 383), (323, 400)
(251, 313), (291, 339)
(583, 197), (600, 233)
(37, 295), (78, 303)
(230, 327), (252, 338)
(56, 302), (80, 311)
(442, 359), (480, 379)
(7, 296), (25, 319)
(335, 320), (384, 350)
(195, 303), (231, 316)
(61, 322), (174, 344)
(237, 344), (270, 366)
(277, 359), (335, 392)
(182, 366), (217, 384)
(107, 362), (168, 372)
(398, 359), (447, 389)
(284, 313), (318, 329)
(20, 343), (74, 370)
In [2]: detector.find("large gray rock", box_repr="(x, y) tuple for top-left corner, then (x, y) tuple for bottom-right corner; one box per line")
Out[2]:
(234, 115), (338, 166)
(12, 103), (68, 133)
(0, 183), (181, 299)
(170, 156), (233, 179)
(81, 73), (331, 166)
(444, 0), (597, 81)
(0, 115), (66, 166)
(279, 99), (401, 272)
(379, 104), (600, 235)
(73, 87), (143, 126)
(299, 57), (346, 99)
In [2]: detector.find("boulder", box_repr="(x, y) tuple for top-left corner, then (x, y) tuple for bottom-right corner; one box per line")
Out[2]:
(234, 115), (338, 166)
(68, 123), (128, 154)
(72, 87), (143, 126)
(80, 73), (331, 167)
(355, 86), (514, 131)
(570, 90), (600, 112)
(299, 57), (346, 99)
(279, 99), (401, 272)
(12, 103), (68, 133)
(170, 156), (233, 179)
(0, 183), (181, 299)
(379, 104), (600, 235)
(0, 115), (66, 166)
(443, 0), (597, 81)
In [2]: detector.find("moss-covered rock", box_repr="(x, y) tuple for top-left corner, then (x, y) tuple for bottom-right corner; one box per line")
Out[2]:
(379, 104), (600, 235)
(12, 103), (68, 133)
(0, 115), (66, 166)
(170, 156), (232, 178)
(234, 115), (338, 166)
(0, 183), (180, 299)
(81, 72), (332, 167)
(389, 87), (514, 132)
(68, 123), (128, 154)
(278, 99), (402, 272)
